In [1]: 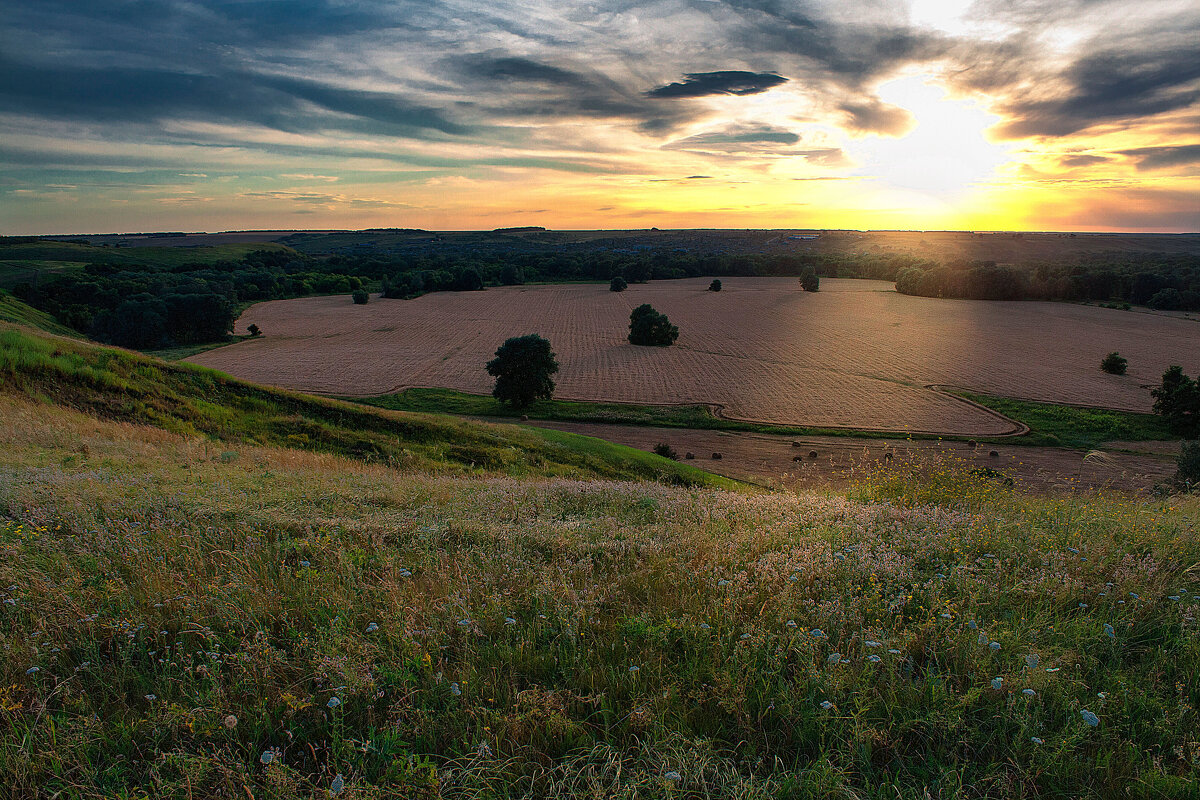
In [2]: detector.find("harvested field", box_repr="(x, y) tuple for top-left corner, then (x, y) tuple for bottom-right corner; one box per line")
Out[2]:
(190, 278), (1198, 436)
(517, 420), (1179, 494)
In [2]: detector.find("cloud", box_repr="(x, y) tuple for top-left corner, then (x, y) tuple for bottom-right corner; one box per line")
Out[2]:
(646, 71), (788, 98)
(1117, 144), (1200, 171)
(989, 39), (1200, 138)
(839, 99), (915, 136)
(666, 126), (801, 149)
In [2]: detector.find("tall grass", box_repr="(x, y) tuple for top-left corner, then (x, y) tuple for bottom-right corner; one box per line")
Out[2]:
(0, 396), (1196, 798)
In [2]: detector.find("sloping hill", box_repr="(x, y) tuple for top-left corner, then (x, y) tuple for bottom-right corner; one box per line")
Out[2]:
(0, 325), (734, 486)
(0, 293), (81, 338)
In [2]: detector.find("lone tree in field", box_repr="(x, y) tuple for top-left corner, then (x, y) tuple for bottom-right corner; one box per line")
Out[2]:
(628, 304), (678, 346)
(800, 272), (820, 292)
(610, 276), (627, 292)
(486, 334), (559, 408)
(1100, 352), (1127, 374)
(1152, 365), (1200, 438)
(709, 279), (722, 292)
(351, 289), (369, 304)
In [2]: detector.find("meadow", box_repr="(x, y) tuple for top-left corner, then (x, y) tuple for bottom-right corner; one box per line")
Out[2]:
(1, 383), (1198, 798)
(191, 278), (1197, 436)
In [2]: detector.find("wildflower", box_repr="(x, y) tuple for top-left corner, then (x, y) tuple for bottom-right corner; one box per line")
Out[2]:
(450, 683), (462, 696)
(717, 579), (730, 587)
(4, 599), (14, 606)
(939, 613), (952, 619)
(365, 623), (379, 633)
(978, 632), (989, 645)
(1104, 623), (1115, 638)
(1129, 592), (1139, 600)
(327, 697), (341, 709)
(260, 750), (274, 765)
(1169, 596), (1181, 601)
(1022, 689), (1036, 697)
(1078, 603), (1088, 609)
(398, 568), (412, 578)
(865, 640), (880, 648)
(811, 629), (825, 638)
(25, 667), (38, 675)
(1080, 709), (1099, 727)
(629, 666), (640, 673)
(458, 619), (470, 626)
(740, 633), (751, 640)
(887, 648), (901, 655)
(505, 617), (517, 625)
(1067, 547), (1079, 554)
(786, 620), (797, 629)
(826, 652), (841, 665)
(1025, 653), (1039, 669)
(789, 573), (800, 582)
(299, 561), (310, 568)
(989, 641), (1001, 651)
(991, 677), (1003, 690)
(1045, 667), (1060, 673)
(967, 620), (978, 630)
(145, 694), (156, 702)
(330, 774), (345, 795)
(1097, 692), (1108, 700)
(1031, 737), (1044, 744)
(664, 771), (682, 783)
(868, 654), (881, 663)
(820, 700), (834, 710)
(223, 714), (238, 729)
(699, 623), (711, 630)
(477, 742), (493, 758)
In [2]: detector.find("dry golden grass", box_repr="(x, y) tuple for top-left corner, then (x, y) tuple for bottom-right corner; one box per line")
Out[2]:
(191, 278), (1196, 436)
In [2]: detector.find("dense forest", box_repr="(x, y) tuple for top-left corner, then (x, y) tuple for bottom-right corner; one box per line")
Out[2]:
(894, 253), (1200, 309)
(4, 235), (1198, 351)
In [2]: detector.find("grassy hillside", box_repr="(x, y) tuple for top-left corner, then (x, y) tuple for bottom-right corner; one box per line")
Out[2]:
(0, 394), (1196, 797)
(0, 326), (733, 487)
(0, 293), (81, 338)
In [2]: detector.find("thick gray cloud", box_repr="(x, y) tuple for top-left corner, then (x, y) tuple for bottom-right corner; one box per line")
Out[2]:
(1118, 145), (1200, 171)
(646, 71), (788, 98)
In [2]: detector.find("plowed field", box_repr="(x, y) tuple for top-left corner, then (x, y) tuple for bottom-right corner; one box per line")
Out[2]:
(190, 278), (1198, 435)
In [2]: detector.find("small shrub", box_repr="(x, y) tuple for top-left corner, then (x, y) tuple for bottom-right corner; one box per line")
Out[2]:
(351, 289), (369, 305)
(653, 443), (678, 460)
(1100, 352), (1127, 374)
(709, 279), (722, 292)
(247, 324), (261, 337)
(800, 272), (820, 292)
(610, 276), (627, 292)
(1176, 441), (1200, 488)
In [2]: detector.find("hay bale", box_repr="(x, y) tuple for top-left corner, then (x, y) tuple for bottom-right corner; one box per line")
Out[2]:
(989, 450), (999, 458)
(685, 452), (695, 460)
(809, 450), (819, 459)
(711, 452), (722, 460)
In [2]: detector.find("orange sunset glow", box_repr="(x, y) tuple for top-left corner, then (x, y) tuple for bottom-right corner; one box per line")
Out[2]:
(1, 1), (1197, 233)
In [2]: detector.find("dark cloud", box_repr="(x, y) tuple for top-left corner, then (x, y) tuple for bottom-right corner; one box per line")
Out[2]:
(646, 71), (788, 98)
(991, 42), (1200, 138)
(0, 55), (467, 138)
(839, 99), (915, 136)
(1117, 145), (1200, 171)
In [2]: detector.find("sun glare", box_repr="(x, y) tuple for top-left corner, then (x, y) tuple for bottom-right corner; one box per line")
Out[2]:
(847, 74), (1015, 219)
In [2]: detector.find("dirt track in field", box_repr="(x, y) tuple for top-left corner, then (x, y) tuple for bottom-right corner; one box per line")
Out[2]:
(190, 278), (1198, 436)
(517, 421), (1178, 494)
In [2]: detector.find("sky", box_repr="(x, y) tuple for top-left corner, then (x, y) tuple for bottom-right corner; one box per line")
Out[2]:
(1, 0), (1198, 234)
